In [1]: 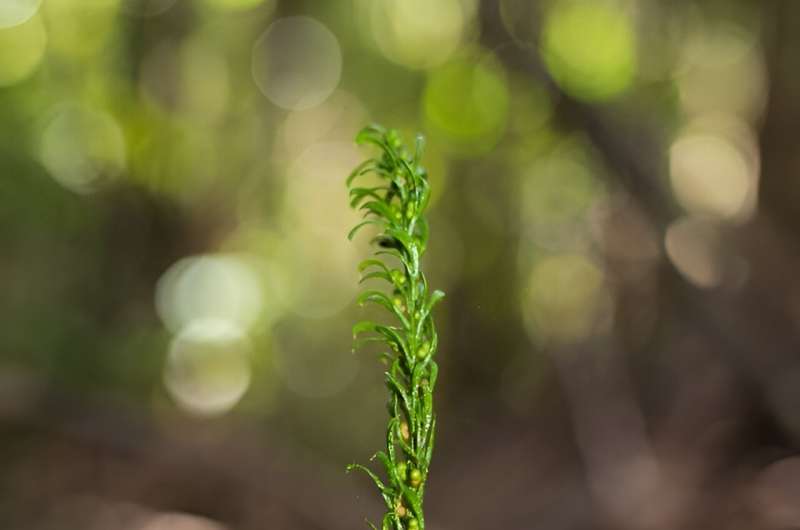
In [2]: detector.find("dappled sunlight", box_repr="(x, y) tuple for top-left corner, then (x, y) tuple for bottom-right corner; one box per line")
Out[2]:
(676, 21), (767, 122)
(0, 13), (45, 86)
(3, 0), (800, 528)
(520, 141), (604, 252)
(669, 124), (759, 223)
(139, 36), (231, 122)
(0, 0), (41, 28)
(286, 141), (364, 234)
(39, 103), (127, 194)
(138, 512), (228, 530)
(362, 0), (473, 70)
(540, 0), (637, 101)
(278, 91), (367, 161)
(522, 253), (612, 345)
(252, 16), (341, 110)
(665, 217), (727, 289)
(274, 228), (361, 320)
(43, 0), (119, 59)
(423, 53), (510, 154)
(163, 319), (252, 417)
(155, 254), (265, 334)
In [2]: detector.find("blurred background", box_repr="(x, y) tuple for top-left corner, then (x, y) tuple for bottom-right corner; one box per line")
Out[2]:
(2, 0), (800, 528)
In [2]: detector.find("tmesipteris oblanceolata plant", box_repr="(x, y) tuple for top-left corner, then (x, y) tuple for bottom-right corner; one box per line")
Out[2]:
(346, 124), (444, 530)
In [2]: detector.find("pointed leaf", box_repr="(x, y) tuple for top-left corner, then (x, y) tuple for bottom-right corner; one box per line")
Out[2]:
(427, 290), (445, 311)
(353, 320), (378, 339)
(347, 463), (390, 494)
(357, 290), (410, 328)
(347, 159), (378, 186)
(348, 219), (383, 240)
(358, 258), (390, 274)
(386, 371), (411, 416)
(359, 270), (393, 285)
(360, 200), (395, 221)
(350, 187), (387, 208)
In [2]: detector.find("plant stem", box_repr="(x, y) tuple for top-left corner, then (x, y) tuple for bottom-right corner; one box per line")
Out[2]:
(346, 125), (444, 530)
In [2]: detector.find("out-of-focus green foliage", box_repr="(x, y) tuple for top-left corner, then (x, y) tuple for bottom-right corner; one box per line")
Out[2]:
(540, 1), (637, 101)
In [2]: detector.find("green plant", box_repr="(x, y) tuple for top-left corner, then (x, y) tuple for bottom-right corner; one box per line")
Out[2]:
(346, 124), (445, 530)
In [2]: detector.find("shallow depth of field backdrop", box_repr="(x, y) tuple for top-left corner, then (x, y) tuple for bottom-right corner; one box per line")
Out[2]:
(2, 0), (800, 528)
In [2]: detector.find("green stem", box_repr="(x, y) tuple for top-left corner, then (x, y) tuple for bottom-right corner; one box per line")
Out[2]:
(347, 125), (445, 530)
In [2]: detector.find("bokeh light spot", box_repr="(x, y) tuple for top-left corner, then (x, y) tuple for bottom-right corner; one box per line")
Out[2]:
(677, 23), (766, 120)
(280, 142), (365, 320)
(39, 104), (127, 194)
(665, 217), (724, 289)
(540, 1), (636, 101)
(164, 319), (252, 417)
(156, 254), (265, 335)
(754, 457), (800, 528)
(252, 16), (341, 110)
(0, 0), (40, 29)
(180, 37), (230, 120)
(521, 147), (602, 250)
(423, 55), (509, 154)
(0, 13), (46, 86)
(286, 141), (363, 233)
(278, 91), (367, 160)
(140, 512), (228, 530)
(669, 130), (758, 222)
(273, 230), (361, 320)
(368, 0), (467, 70)
(138, 36), (230, 120)
(522, 254), (610, 344)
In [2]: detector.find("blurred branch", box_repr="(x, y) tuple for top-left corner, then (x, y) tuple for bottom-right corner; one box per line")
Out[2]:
(478, 0), (678, 225)
(479, 0), (800, 445)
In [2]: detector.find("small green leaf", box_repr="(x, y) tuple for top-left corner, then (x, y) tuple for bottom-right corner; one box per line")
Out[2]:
(347, 463), (389, 494)
(384, 227), (416, 260)
(428, 360), (439, 390)
(347, 159), (378, 186)
(356, 127), (390, 152)
(401, 485), (423, 520)
(360, 200), (395, 220)
(357, 290), (410, 328)
(416, 217), (429, 249)
(353, 320), (379, 338)
(350, 187), (387, 208)
(427, 290), (445, 311)
(348, 219), (383, 240)
(359, 270), (393, 285)
(356, 124), (387, 142)
(373, 450), (393, 476)
(358, 258), (390, 274)
(375, 249), (412, 274)
(386, 371), (411, 416)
